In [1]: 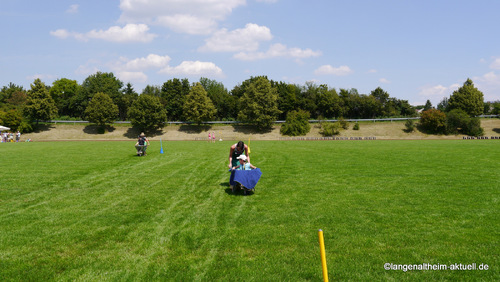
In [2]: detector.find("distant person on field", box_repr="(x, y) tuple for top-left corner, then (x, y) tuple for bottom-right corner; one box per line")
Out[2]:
(212, 131), (216, 143)
(16, 131), (21, 142)
(135, 132), (150, 156)
(228, 141), (249, 169)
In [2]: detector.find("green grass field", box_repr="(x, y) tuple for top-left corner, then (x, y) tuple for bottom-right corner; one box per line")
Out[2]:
(1, 140), (498, 280)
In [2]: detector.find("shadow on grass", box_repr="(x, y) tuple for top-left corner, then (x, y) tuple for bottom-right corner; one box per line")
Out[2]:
(415, 124), (445, 135)
(178, 124), (212, 134)
(403, 128), (418, 133)
(220, 182), (254, 196)
(123, 127), (165, 138)
(33, 124), (56, 133)
(493, 128), (500, 134)
(83, 125), (116, 135)
(231, 124), (274, 134)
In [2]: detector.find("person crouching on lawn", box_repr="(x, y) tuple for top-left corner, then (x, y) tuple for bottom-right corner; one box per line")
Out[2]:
(232, 154), (257, 171)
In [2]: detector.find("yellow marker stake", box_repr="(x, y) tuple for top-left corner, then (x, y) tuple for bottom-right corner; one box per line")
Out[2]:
(318, 229), (329, 282)
(248, 137), (251, 154)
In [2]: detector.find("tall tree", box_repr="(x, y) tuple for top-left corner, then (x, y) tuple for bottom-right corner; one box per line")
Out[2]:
(84, 92), (119, 127)
(391, 98), (416, 116)
(0, 83), (25, 110)
(274, 82), (299, 120)
(437, 97), (449, 111)
(370, 87), (391, 116)
(73, 72), (124, 118)
(50, 78), (80, 117)
(447, 78), (484, 116)
(199, 77), (232, 120)
(23, 79), (58, 124)
(316, 86), (344, 118)
(128, 94), (167, 132)
(238, 76), (281, 129)
(5, 90), (27, 110)
(118, 83), (139, 120)
(161, 78), (190, 121)
(141, 85), (161, 97)
(297, 82), (321, 118)
(183, 83), (217, 125)
(423, 99), (433, 111)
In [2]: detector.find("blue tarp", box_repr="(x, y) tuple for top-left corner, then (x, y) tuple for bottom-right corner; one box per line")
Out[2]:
(229, 168), (262, 190)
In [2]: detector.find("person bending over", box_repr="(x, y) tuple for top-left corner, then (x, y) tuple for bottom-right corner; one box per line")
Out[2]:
(228, 141), (249, 169)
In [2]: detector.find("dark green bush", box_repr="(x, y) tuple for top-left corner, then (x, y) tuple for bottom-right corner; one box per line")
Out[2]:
(338, 117), (349, 129)
(280, 110), (311, 136)
(446, 109), (470, 134)
(320, 122), (340, 136)
(353, 122), (360, 130)
(446, 109), (484, 136)
(404, 119), (415, 132)
(465, 117), (484, 136)
(17, 120), (33, 133)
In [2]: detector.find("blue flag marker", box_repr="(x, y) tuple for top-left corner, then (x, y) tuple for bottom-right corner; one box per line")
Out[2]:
(160, 139), (164, 154)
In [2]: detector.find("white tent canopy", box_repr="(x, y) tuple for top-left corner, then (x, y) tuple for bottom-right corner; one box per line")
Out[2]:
(0, 125), (11, 131)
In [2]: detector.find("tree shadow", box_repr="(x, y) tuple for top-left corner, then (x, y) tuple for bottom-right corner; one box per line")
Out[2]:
(83, 124), (116, 135)
(402, 128), (414, 133)
(415, 123), (444, 135)
(493, 128), (500, 134)
(231, 124), (274, 134)
(220, 182), (254, 196)
(123, 127), (165, 138)
(33, 124), (55, 133)
(178, 124), (212, 134)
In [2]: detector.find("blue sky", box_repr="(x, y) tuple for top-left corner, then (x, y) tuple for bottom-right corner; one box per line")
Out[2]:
(1, 0), (499, 106)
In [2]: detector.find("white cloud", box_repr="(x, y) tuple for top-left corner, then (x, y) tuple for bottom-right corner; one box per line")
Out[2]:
(50, 29), (70, 39)
(66, 4), (79, 14)
(490, 57), (500, 70)
(160, 61), (224, 77)
(476, 71), (500, 85)
(256, 0), (279, 3)
(123, 54), (171, 70)
(86, 24), (157, 42)
(110, 55), (224, 81)
(117, 71), (148, 83)
(379, 78), (390, 84)
(418, 84), (456, 98)
(26, 74), (58, 81)
(368, 69), (377, 73)
(314, 64), (353, 76)
(199, 23), (272, 52)
(118, 0), (246, 34)
(50, 24), (157, 43)
(50, 29), (86, 41)
(473, 71), (500, 102)
(416, 83), (461, 106)
(235, 43), (322, 61)
(75, 62), (100, 76)
(156, 14), (218, 35)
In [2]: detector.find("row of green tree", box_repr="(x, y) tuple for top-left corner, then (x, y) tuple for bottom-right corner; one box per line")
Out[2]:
(281, 79), (494, 137)
(0, 72), (497, 133)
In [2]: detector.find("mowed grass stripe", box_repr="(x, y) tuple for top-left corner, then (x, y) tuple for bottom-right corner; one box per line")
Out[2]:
(0, 140), (498, 280)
